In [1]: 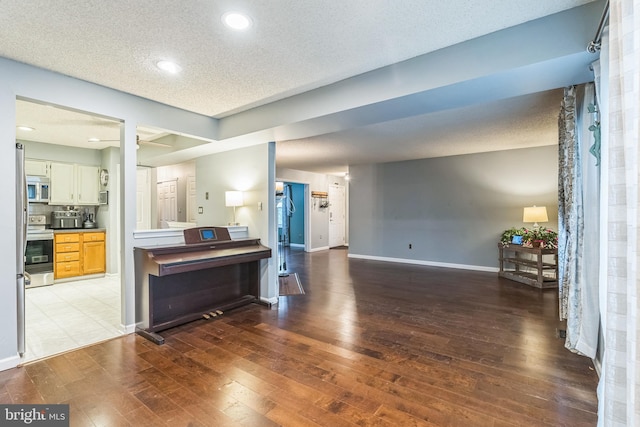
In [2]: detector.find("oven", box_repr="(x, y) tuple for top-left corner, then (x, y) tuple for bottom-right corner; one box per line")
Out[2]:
(25, 215), (54, 287)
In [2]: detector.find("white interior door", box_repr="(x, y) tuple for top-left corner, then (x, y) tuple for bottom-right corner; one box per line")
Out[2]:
(136, 167), (151, 230)
(157, 179), (178, 227)
(186, 175), (197, 223)
(328, 184), (346, 247)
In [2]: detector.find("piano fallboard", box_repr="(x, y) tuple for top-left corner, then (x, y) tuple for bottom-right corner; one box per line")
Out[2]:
(143, 240), (271, 276)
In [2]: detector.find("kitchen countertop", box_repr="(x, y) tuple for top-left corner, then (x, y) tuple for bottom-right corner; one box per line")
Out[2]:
(52, 228), (106, 233)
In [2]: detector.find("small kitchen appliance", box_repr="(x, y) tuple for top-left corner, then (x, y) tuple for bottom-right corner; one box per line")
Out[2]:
(26, 176), (50, 203)
(83, 213), (97, 229)
(51, 210), (83, 229)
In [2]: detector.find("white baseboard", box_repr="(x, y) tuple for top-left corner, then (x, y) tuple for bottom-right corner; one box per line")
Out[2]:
(309, 246), (330, 253)
(121, 323), (136, 334)
(289, 243), (305, 248)
(347, 253), (499, 273)
(261, 296), (279, 306)
(0, 354), (21, 372)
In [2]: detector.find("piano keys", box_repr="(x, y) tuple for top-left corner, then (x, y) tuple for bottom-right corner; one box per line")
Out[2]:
(134, 226), (272, 344)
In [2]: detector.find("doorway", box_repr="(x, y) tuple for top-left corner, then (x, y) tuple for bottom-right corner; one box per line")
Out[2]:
(136, 158), (197, 230)
(277, 182), (306, 274)
(278, 183), (305, 245)
(157, 178), (178, 227)
(186, 175), (197, 223)
(329, 183), (346, 247)
(136, 167), (152, 230)
(16, 99), (124, 363)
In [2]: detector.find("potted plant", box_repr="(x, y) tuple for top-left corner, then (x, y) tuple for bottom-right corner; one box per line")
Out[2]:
(522, 228), (558, 249)
(500, 227), (526, 247)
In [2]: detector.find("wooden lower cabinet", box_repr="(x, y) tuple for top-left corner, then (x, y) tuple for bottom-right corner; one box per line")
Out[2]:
(55, 233), (81, 279)
(83, 240), (106, 274)
(54, 231), (106, 279)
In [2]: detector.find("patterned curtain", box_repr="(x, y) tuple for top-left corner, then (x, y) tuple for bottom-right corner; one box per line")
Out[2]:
(558, 84), (600, 359)
(598, 0), (640, 424)
(558, 83), (600, 359)
(558, 86), (581, 325)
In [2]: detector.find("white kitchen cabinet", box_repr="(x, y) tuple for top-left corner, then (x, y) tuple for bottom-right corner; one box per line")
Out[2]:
(25, 159), (50, 177)
(76, 165), (100, 205)
(49, 163), (100, 206)
(49, 163), (75, 205)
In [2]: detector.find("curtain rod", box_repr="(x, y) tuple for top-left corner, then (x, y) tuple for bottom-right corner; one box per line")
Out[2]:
(587, 0), (610, 53)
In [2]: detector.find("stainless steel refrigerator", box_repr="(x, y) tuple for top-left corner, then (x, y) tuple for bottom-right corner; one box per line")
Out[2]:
(16, 142), (28, 356)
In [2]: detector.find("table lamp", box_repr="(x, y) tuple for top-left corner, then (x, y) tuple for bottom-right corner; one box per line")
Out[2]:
(523, 205), (548, 229)
(225, 191), (243, 225)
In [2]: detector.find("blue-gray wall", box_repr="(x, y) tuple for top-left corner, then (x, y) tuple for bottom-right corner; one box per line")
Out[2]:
(349, 145), (559, 269)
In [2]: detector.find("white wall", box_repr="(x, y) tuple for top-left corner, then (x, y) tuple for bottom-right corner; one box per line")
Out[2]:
(22, 140), (102, 166)
(0, 79), (18, 370)
(99, 147), (120, 275)
(196, 143), (278, 302)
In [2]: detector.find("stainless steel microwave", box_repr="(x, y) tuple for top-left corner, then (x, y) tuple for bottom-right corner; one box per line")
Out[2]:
(26, 176), (50, 203)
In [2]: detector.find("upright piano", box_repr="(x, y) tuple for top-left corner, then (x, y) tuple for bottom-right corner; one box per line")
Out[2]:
(134, 226), (271, 344)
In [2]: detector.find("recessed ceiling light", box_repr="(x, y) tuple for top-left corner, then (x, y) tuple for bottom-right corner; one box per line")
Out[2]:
(156, 60), (181, 74)
(88, 137), (101, 142)
(17, 126), (35, 131)
(222, 12), (252, 30)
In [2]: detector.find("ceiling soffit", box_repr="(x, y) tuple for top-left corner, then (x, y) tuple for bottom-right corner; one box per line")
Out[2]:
(218, 2), (602, 144)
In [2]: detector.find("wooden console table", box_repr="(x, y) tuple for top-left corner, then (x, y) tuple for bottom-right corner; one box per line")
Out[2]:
(498, 243), (558, 289)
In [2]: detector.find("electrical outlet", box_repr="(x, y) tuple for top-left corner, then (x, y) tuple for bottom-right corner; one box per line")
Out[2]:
(205, 192), (209, 200)
(198, 207), (203, 214)
(409, 243), (412, 249)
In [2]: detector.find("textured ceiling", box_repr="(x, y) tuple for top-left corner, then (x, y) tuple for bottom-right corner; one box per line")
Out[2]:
(16, 100), (122, 149)
(2, 0), (600, 174)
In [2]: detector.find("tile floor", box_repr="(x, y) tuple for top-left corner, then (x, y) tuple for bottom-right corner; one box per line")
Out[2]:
(23, 275), (123, 363)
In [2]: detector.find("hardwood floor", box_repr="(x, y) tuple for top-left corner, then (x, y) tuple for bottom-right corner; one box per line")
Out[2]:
(0, 247), (598, 426)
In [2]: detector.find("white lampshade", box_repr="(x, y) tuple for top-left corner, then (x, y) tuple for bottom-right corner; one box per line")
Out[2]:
(523, 205), (548, 227)
(225, 191), (243, 207)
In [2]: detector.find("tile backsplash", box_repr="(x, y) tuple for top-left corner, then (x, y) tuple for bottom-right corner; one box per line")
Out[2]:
(28, 203), (97, 225)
